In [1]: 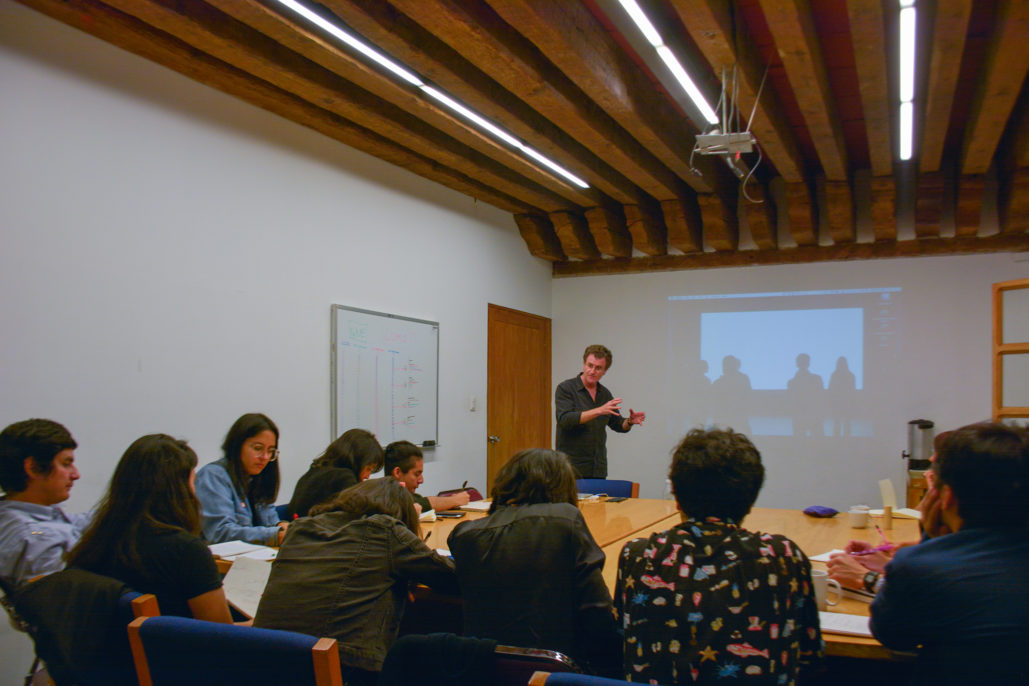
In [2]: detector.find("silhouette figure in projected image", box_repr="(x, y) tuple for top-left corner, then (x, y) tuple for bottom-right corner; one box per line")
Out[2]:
(829, 356), (857, 437)
(682, 359), (711, 429)
(788, 353), (824, 438)
(711, 355), (752, 433)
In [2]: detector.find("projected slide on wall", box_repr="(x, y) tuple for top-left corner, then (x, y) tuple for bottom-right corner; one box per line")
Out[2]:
(667, 288), (901, 438)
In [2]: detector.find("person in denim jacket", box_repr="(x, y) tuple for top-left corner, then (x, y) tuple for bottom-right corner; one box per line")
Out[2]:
(195, 413), (287, 545)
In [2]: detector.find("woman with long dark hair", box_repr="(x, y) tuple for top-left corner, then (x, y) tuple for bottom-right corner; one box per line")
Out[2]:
(447, 448), (620, 676)
(67, 434), (232, 622)
(287, 428), (384, 518)
(195, 413), (287, 545)
(256, 477), (455, 685)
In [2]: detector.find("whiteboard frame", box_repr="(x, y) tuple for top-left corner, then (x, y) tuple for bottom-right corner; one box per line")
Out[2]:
(330, 304), (440, 447)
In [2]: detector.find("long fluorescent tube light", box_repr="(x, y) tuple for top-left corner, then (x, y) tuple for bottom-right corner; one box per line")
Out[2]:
(899, 101), (913, 160)
(275, 0), (589, 189)
(617, 0), (719, 126)
(898, 3), (916, 161)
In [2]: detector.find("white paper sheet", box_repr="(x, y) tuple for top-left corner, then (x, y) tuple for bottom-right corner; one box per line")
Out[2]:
(221, 556), (272, 619)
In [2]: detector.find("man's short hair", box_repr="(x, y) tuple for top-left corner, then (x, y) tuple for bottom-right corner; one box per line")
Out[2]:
(384, 440), (423, 475)
(583, 344), (613, 370)
(0, 419), (77, 494)
(669, 427), (765, 522)
(934, 421), (1029, 528)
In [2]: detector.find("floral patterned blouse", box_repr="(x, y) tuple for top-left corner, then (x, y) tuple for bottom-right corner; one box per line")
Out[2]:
(615, 516), (823, 684)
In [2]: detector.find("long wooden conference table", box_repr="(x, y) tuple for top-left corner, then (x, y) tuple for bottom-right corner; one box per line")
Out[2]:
(423, 498), (919, 661)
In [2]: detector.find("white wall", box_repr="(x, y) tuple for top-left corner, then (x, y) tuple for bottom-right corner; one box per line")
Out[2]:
(0, 3), (550, 676)
(553, 253), (1028, 506)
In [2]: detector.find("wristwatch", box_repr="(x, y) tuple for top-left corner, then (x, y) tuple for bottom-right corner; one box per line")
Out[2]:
(863, 571), (881, 593)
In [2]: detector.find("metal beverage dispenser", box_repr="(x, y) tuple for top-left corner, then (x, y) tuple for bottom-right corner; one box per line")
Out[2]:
(904, 419), (935, 470)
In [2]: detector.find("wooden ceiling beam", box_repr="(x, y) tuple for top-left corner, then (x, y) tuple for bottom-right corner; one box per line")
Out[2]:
(316, 0), (639, 205)
(699, 193), (739, 252)
(845, 0), (892, 177)
(515, 214), (566, 261)
(388, 0), (686, 202)
(742, 184), (777, 250)
(584, 206), (633, 258)
(998, 168), (1029, 235)
(661, 197), (703, 254)
(196, 0), (585, 210)
(920, 0), (971, 173)
(550, 211), (601, 261)
(955, 175), (986, 236)
(961, 0), (1029, 175)
(553, 233), (1029, 276)
(17, 0), (535, 215)
(868, 175), (898, 242)
(758, 0), (849, 181)
(783, 181), (818, 246)
(624, 199), (668, 256)
(914, 172), (945, 239)
(669, 0), (805, 182)
(822, 178), (856, 244)
(483, 0), (729, 196)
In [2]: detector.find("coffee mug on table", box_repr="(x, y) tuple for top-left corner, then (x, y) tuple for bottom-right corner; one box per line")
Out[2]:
(848, 505), (870, 529)
(811, 569), (842, 611)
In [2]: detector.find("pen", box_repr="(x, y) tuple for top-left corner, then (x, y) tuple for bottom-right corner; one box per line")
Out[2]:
(874, 523), (891, 548)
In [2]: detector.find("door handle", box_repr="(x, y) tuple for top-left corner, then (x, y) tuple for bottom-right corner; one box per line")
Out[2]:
(488, 435), (500, 444)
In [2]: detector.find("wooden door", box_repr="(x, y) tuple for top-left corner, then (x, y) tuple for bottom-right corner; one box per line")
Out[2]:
(993, 278), (1029, 421)
(487, 304), (551, 492)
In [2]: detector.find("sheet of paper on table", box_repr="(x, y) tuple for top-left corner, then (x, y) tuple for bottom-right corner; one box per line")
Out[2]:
(209, 540), (272, 559)
(458, 500), (492, 512)
(222, 556), (273, 619)
(809, 549), (845, 563)
(868, 508), (921, 519)
(819, 611), (872, 637)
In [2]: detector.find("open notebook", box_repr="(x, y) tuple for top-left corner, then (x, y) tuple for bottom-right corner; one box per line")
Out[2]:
(458, 500), (492, 512)
(819, 611), (872, 637)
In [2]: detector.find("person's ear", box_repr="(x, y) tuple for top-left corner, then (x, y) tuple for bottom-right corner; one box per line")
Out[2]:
(391, 466), (402, 480)
(939, 483), (957, 512)
(23, 457), (44, 480)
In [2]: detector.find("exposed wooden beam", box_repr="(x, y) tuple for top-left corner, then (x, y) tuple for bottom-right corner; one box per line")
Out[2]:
(661, 197), (703, 254)
(389, 0), (686, 202)
(316, 0), (639, 205)
(553, 234), (1029, 276)
(868, 175), (898, 242)
(783, 181), (818, 246)
(584, 205), (632, 258)
(920, 0), (972, 173)
(550, 211), (600, 260)
(16, 0), (535, 215)
(998, 168), (1029, 235)
(193, 0), (585, 210)
(823, 179), (856, 244)
(846, 0), (892, 177)
(955, 175), (986, 236)
(758, 0), (849, 180)
(961, 0), (1029, 175)
(484, 0), (729, 196)
(669, 0), (805, 182)
(624, 199), (668, 256)
(515, 214), (565, 261)
(700, 192), (739, 251)
(742, 185), (777, 250)
(914, 172), (945, 239)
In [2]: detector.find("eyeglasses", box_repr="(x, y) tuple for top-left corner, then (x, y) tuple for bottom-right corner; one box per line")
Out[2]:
(249, 443), (280, 461)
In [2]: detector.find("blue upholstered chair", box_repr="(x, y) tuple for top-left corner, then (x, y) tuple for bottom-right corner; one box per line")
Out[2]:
(127, 615), (342, 686)
(529, 671), (651, 686)
(575, 479), (640, 498)
(275, 503), (291, 521)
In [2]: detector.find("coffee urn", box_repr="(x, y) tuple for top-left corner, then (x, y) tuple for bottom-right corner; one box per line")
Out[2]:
(902, 419), (934, 507)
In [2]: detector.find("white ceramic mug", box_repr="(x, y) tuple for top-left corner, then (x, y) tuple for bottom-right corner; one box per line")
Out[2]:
(848, 505), (870, 529)
(811, 569), (842, 611)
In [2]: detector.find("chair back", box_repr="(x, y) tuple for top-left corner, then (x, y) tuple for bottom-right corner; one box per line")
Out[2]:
(494, 645), (579, 686)
(529, 672), (643, 686)
(575, 479), (639, 498)
(13, 568), (147, 686)
(275, 503), (291, 521)
(127, 615), (342, 686)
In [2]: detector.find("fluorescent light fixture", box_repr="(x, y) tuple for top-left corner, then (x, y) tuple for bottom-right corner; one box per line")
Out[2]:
(617, 0), (719, 126)
(616, 0), (662, 47)
(899, 7), (916, 102)
(899, 101), (913, 160)
(275, 0), (589, 189)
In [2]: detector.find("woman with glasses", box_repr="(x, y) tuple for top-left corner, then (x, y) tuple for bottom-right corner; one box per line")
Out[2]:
(287, 428), (384, 518)
(68, 434), (233, 622)
(195, 413), (288, 545)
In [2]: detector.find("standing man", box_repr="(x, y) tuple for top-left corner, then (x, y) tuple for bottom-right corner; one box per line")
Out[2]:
(0, 419), (91, 591)
(555, 344), (645, 479)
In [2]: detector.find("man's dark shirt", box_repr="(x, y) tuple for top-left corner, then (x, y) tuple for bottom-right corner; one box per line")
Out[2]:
(555, 374), (629, 479)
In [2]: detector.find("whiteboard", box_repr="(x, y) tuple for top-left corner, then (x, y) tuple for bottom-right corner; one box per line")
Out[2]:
(331, 305), (439, 447)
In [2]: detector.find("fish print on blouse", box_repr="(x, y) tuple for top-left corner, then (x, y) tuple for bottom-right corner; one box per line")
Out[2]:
(615, 516), (824, 684)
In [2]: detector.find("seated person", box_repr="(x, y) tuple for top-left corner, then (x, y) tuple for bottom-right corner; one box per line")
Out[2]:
(447, 449), (620, 676)
(255, 478), (456, 686)
(384, 440), (470, 513)
(67, 434), (232, 622)
(869, 421), (1029, 684)
(196, 413), (288, 545)
(288, 428), (383, 518)
(0, 419), (91, 592)
(616, 428), (822, 685)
